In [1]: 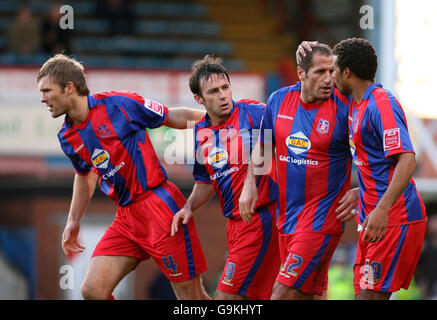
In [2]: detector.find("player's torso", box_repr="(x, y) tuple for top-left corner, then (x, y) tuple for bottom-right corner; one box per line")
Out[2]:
(271, 88), (351, 234)
(348, 89), (426, 225)
(195, 103), (277, 219)
(60, 101), (166, 206)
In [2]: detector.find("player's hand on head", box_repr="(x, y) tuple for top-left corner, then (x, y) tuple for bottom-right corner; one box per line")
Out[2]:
(362, 207), (388, 243)
(171, 207), (193, 236)
(335, 188), (359, 222)
(239, 181), (258, 223)
(296, 41), (319, 64)
(61, 222), (85, 255)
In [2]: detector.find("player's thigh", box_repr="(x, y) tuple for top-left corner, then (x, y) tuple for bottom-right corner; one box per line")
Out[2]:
(270, 281), (314, 300)
(170, 275), (209, 300)
(81, 255), (138, 297)
(356, 289), (391, 300)
(214, 289), (247, 300)
(276, 232), (340, 296)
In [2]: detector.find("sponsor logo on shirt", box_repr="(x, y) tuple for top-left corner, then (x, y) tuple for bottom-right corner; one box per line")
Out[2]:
(349, 136), (363, 166)
(210, 166), (239, 181)
(102, 161), (125, 180)
(286, 131), (311, 155)
(91, 148), (110, 169)
(316, 119), (329, 134)
(352, 118), (359, 133)
(278, 114), (294, 120)
(349, 136), (356, 155)
(279, 155), (318, 166)
(207, 147), (228, 169)
(144, 99), (164, 116)
(383, 128), (400, 151)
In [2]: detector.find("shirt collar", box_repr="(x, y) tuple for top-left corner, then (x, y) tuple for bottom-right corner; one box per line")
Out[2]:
(362, 82), (383, 100)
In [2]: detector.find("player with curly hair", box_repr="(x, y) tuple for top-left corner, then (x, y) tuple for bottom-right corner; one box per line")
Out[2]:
(332, 38), (427, 300)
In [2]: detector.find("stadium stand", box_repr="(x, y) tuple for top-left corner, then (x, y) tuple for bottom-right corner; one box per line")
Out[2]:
(0, 0), (304, 73)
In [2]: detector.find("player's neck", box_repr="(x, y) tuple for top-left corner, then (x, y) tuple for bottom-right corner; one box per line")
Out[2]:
(68, 95), (89, 125)
(351, 80), (374, 104)
(300, 89), (324, 105)
(209, 114), (229, 127)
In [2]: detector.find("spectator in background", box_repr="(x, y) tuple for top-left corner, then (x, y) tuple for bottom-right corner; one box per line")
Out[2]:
(7, 3), (41, 56)
(95, 0), (135, 35)
(41, 2), (72, 55)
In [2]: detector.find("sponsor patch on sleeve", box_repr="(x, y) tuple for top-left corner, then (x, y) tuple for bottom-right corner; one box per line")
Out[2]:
(383, 128), (400, 151)
(144, 99), (164, 116)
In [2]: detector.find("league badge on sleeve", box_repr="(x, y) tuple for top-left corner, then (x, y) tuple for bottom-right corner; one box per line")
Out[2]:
(144, 99), (164, 116)
(316, 119), (329, 134)
(383, 128), (400, 151)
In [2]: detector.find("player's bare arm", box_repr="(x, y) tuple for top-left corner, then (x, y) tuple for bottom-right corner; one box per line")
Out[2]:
(335, 187), (359, 221)
(165, 107), (206, 129)
(239, 141), (272, 223)
(363, 152), (416, 242)
(62, 171), (98, 255)
(171, 182), (215, 236)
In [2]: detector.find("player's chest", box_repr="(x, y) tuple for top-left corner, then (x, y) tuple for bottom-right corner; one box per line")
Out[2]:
(348, 104), (374, 147)
(196, 124), (254, 169)
(275, 105), (341, 154)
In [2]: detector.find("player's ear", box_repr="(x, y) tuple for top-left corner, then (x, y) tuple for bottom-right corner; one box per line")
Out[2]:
(343, 67), (352, 79)
(193, 94), (204, 105)
(297, 66), (306, 82)
(65, 81), (75, 94)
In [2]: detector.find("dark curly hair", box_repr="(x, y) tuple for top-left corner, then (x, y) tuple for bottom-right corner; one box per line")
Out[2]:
(333, 38), (378, 81)
(189, 55), (230, 97)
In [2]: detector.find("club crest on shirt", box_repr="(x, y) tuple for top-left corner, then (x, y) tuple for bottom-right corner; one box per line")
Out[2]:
(207, 147), (228, 168)
(91, 148), (110, 169)
(316, 119), (329, 134)
(286, 131), (311, 155)
(224, 125), (237, 138)
(383, 128), (400, 151)
(98, 124), (111, 138)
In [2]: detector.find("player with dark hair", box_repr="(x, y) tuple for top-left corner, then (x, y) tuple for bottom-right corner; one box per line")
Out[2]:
(240, 45), (359, 300)
(37, 54), (210, 300)
(171, 55), (280, 300)
(332, 38), (427, 300)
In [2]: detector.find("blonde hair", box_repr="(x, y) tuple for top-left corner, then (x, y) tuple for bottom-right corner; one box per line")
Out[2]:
(37, 54), (90, 96)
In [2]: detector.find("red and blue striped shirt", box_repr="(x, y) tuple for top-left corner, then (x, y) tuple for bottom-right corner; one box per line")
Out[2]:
(193, 99), (278, 219)
(58, 91), (169, 206)
(260, 82), (352, 235)
(348, 83), (427, 226)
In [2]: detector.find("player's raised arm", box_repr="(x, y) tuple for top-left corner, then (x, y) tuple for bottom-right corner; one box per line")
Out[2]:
(62, 171), (98, 255)
(171, 183), (215, 236)
(165, 107), (206, 129)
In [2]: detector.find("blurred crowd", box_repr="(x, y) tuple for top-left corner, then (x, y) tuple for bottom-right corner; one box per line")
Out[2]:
(6, 0), (136, 58)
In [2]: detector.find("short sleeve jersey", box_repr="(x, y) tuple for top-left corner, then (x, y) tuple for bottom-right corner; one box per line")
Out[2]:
(260, 82), (352, 235)
(193, 99), (278, 219)
(348, 83), (427, 226)
(58, 91), (169, 206)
